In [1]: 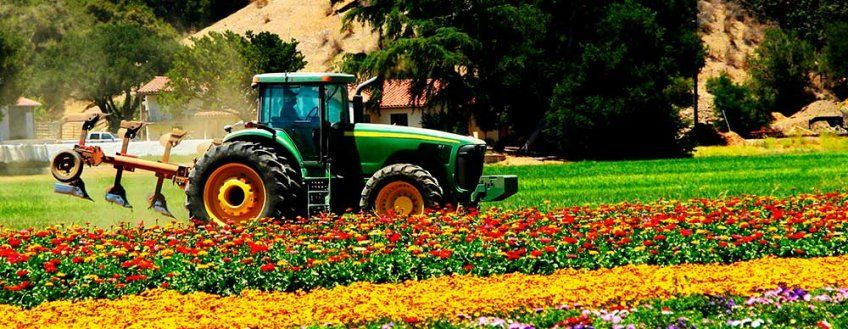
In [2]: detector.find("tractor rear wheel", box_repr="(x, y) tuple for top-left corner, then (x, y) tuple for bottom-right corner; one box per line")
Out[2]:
(360, 163), (443, 216)
(186, 141), (302, 225)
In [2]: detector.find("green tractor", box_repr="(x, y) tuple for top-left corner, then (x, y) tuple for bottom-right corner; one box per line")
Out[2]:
(50, 72), (517, 225)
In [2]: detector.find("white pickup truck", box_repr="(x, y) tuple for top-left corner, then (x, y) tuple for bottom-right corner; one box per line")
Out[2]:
(61, 132), (119, 144)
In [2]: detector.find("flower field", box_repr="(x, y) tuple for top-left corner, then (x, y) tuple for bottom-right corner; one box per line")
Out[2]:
(3, 192), (848, 327)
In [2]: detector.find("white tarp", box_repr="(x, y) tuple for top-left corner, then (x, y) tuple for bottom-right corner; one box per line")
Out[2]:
(0, 139), (211, 164)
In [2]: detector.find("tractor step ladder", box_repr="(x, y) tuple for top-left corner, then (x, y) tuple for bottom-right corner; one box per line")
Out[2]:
(305, 176), (330, 214)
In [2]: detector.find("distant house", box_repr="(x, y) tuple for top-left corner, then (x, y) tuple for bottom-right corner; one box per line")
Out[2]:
(366, 80), (503, 141)
(0, 97), (41, 141)
(138, 76), (173, 122)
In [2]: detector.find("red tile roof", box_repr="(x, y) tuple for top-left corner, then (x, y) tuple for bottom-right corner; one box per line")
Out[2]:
(15, 97), (41, 107)
(380, 80), (430, 109)
(138, 76), (170, 95)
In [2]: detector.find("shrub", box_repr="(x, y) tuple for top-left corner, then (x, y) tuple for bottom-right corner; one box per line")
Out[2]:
(747, 28), (814, 116)
(706, 73), (767, 137)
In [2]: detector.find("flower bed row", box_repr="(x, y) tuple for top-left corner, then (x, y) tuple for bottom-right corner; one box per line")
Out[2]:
(2, 192), (848, 306)
(2, 255), (848, 327)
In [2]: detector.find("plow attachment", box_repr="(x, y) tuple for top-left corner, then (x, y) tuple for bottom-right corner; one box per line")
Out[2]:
(50, 113), (192, 218)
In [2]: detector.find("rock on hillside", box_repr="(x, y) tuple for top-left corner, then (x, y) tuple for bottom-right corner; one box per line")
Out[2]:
(680, 0), (767, 125)
(190, 0), (378, 72)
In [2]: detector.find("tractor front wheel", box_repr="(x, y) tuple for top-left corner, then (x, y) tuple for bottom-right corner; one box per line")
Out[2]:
(185, 141), (302, 225)
(360, 164), (443, 216)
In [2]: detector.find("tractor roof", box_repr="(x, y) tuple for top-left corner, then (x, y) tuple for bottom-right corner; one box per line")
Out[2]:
(252, 72), (356, 85)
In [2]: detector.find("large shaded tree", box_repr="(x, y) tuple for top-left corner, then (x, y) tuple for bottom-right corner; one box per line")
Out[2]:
(161, 31), (306, 120)
(59, 22), (177, 131)
(545, 0), (703, 159)
(0, 23), (24, 109)
(337, 0), (703, 158)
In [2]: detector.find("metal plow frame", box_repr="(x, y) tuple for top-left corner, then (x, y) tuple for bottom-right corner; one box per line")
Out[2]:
(51, 113), (192, 218)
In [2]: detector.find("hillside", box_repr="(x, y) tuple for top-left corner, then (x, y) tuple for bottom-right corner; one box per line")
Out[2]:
(681, 0), (768, 124)
(190, 0), (378, 72)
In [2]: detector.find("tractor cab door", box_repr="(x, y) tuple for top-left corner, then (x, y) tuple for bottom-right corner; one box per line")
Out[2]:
(261, 84), (323, 162)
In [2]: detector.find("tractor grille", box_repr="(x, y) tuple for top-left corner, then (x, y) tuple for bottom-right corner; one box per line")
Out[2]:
(455, 144), (486, 190)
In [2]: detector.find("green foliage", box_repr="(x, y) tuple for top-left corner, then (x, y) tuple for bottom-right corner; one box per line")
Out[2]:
(95, 0), (247, 32)
(161, 31), (306, 120)
(60, 22), (177, 131)
(340, 0), (703, 159)
(544, 0), (703, 159)
(0, 21), (24, 109)
(822, 22), (848, 97)
(0, 0), (179, 128)
(706, 73), (767, 136)
(340, 0), (550, 135)
(747, 28), (815, 116)
(739, 0), (848, 47)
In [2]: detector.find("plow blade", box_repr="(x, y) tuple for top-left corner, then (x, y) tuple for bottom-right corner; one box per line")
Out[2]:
(105, 184), (132, 208)
(54, 180), (92, 201)
(147, 193), (175, 218)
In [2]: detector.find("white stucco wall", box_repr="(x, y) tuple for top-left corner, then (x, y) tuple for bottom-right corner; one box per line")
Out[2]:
(0, 107), (8, 141)
(369, 107), (424, 127)
(143, 95), (172, 122)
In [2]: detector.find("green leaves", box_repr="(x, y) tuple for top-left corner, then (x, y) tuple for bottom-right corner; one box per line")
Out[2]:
(160, 30), (306, 121)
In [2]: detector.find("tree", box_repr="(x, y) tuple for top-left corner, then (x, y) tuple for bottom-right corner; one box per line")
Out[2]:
(0, 23), (24, 110)
(339, 0), (549, 136)
(706, 73), (767, 136)
(747, 28), (814, 116)
(544, 0), (703, 159)
(63, 22), (178, 131)
(739, 0), (848, 47)
(161, 31), (306, 120)
(822, 22), (848, 97)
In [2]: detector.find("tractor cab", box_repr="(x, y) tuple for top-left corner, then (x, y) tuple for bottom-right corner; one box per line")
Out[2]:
(252, 73), (354, 164)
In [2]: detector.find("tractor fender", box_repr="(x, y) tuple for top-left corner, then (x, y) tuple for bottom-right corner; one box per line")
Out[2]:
(222, 129), (304, 176)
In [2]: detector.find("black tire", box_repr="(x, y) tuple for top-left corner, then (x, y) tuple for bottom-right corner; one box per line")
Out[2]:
(360, 163), (443, 213)
(185, 141), (303, 224)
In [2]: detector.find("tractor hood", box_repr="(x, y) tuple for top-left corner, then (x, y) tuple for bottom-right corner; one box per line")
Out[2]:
(352, 123), (485, 146)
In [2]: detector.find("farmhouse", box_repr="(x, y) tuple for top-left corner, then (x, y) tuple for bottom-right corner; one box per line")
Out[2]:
(364, 80), (502, 142)
(0, 97), (41, 142)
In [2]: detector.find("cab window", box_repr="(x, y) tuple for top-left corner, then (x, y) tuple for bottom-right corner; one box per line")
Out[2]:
(325, 84), (347, 125)
(261, 85), (320, 128)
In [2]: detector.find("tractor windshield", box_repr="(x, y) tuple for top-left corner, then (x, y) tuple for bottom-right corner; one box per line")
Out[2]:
(261, 85), (320, 125)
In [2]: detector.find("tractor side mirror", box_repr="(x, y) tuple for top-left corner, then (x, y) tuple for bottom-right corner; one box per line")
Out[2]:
(352, 95), (364, 123)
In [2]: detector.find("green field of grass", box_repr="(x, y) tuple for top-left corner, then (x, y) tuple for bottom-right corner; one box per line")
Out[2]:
(485, 152), (848, 208)
(2, 151), (848, 229)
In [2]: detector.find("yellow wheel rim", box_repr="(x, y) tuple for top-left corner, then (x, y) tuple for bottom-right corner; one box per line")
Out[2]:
(203, 163), (266, 225)
(374, 181), (424, 216)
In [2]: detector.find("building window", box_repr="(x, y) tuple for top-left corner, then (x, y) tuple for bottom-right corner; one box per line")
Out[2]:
(390, 113), (409, 126)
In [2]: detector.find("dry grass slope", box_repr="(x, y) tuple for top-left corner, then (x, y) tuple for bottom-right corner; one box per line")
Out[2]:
(189, 0), (379, 72)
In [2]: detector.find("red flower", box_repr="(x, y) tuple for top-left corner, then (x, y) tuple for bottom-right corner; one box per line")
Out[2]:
(563, 237), (579, 244)
(16, 269), (27, 277)
(653, 234), (666, 241)
(428, 249), (452, 259)
(463, 264), (473, 272)
(403, 317), (420, 324)
(680, 229), (692, 237)
(530, 250), (543, 258)
(260, 263), (276, 272)
(788, 232), (806, 240)
(505, 248), (526, 260)
(387, 233), (401, 243)
(43, 262), (57, 273)
(125, 274), (147, 282)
